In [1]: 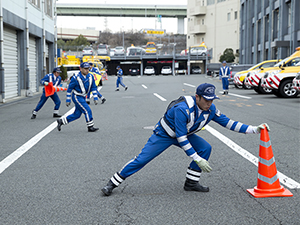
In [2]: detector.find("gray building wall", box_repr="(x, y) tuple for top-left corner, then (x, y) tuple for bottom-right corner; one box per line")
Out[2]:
(240, 0), (300, 64)
(0, 0), (55, 102)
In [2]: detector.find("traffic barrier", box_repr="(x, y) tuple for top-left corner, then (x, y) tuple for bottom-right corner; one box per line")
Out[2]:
(247, 125), (293, 198)
(45, 82), (67, 97)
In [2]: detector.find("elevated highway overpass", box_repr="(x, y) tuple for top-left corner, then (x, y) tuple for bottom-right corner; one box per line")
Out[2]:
(56, 4), (187, 34)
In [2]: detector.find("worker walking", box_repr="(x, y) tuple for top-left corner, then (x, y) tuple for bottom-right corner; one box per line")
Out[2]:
(57, 62), (99, 132)
(219, 61), (231, 95)
(86, 62), (106, 104)
(101, 83), (269, 196)
(115, 65), (128, 91)
(31, 67), (62, 119)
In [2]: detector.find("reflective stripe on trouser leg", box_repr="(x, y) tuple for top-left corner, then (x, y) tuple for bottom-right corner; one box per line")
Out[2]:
(186, 167), (201, 182)
(110, 172), (125, 186)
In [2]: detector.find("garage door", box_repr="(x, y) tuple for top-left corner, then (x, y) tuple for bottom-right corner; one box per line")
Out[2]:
(3, 27), (18, 99)
(29, 36), (37, 92)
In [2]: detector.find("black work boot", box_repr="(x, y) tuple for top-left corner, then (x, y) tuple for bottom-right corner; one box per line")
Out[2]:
(88, 126), (99, 132)
(57, 119), (63, 131)
(184, 178), (209, 192)
(101, 180), (117, 196)
(53, 113), (62, 118)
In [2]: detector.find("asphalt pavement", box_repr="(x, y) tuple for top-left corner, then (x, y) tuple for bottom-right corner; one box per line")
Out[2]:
(0, 74), (299, 225)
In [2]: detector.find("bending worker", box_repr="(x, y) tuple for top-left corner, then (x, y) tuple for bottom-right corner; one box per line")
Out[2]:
(31, 67), (62, 119)
(57, 62), (99, 132)
(101, 83), (269, 196)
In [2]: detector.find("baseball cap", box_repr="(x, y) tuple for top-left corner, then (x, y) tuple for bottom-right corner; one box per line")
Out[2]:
(116, 66), (120, 69)
(53, 67), (61, 73)
(80, 62), (90, 68)
(222, 61), (227, 64)
(196, 83), (220, 100)
(88, 62), (93, 66)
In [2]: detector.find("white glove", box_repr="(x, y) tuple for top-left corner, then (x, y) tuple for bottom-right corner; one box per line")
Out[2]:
(195, 158), (212, 173)
(44, 81), (49, 86)
(66, 102), (71, 107)
(257, 123), (270, 133)
(94, 100), (98, 105)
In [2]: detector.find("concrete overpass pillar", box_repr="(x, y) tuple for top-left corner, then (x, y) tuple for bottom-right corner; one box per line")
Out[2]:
(177, 17), (184, 34)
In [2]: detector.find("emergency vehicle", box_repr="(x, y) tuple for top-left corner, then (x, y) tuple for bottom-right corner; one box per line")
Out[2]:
(244, 59), (279, 94)
(260, 60), (300, 98)
(145, 42), (157, 55)
(233, 60), (279, 89)
(292, 71), (300, 91)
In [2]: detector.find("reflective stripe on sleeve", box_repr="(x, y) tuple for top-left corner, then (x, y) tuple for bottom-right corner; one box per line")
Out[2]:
(177, 135), (187, 143)
(234, 122), (243, 132)
(226, 119), (234, 129)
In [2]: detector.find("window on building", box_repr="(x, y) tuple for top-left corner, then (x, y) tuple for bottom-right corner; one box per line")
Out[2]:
(264, 15), (269, 41)
(202, 0), (205, 6)
(234, 11), (238, 20)
(202, 37), (204, 42)
(44, 0), (52, 17)
(257, 20), (261, 44)
(29, 0), (40, 9)
(217, 0), (226, 3)
(207, 0), (215, 6)
(272, 9), (279, 40)
(202, 19), (204, 25)
(287, 3), (291, 28)
(227, 12), (231, 21)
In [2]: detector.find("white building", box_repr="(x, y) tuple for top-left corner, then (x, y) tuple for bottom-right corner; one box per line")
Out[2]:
(187, 0), (240, 63)
(0, 0), (56, 103)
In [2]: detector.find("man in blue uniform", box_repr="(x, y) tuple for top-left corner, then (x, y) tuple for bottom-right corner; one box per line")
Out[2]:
(115, 65), (128, 91)
(56, 62), (99, 132)
(31, 67), (62, 119)
(219, 61), (231, 95)
(101, 83), (270, 196)
(86, 62), (106, 105)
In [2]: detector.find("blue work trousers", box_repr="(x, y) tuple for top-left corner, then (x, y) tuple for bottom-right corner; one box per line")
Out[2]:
(66, 95), (93, 124)
(116, 77), (126, 88)
(222, 77), (229, 90)
(34, 90), (61, 112)
(119, 128), (212, 179)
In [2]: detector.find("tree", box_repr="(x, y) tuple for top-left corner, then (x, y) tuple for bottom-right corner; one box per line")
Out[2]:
(57, 39), (65, 49)
(219, 48), (235, 63)
(59, 65), (68, 81)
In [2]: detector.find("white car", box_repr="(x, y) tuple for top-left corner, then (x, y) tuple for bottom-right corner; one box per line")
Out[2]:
(161, 66), (172, 75)
(114, 46), (125, 56)
(82, 47), (93, 56)
(144, 66), (155, 75)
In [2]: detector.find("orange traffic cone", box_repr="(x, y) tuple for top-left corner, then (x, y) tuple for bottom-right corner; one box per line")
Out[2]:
(247, 126), (293, 198)
(45, 82), (67, 97)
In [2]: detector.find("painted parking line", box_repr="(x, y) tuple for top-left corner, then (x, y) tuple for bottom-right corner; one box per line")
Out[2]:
(205, 125), (299, 189)
(183, 83), (196, 88)
(142, 84), (148, 89)
(153, 93), (167, 101)
(0, 107), (75, 175)
(219, 91), (252, 99)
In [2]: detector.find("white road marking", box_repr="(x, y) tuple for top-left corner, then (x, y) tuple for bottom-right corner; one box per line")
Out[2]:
(0, 107), (75, 175)
(153, 93), (167, 101)
(219, 91), (252, 99)
(142, 84), (148, 89)
(183, 83), (196, 88)
(205, 125), (300, 189)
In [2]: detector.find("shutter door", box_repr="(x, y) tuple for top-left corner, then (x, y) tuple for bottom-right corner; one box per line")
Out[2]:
(3, 27), (18, 99)
(29, 37), (37, 92)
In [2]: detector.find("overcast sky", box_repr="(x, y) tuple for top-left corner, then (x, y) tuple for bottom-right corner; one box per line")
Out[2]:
(56, 0), (187, 34)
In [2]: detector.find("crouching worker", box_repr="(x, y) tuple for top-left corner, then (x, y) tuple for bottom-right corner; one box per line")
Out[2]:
(101, 83), (270, 196)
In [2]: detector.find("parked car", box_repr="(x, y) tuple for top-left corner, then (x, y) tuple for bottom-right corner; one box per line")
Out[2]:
(97, 44), (109, 55)
(191, 66), (202, 74)
(161, 66), (172, 75)
(82, 47), (93, 56)
(229, 64), (254, 85)
(144, 66), (155, 75)
(127, 47), (146, 56)
(114, 46), (125, 56)
(207, 63), (222, 76)
(129, 68), (140, 76)
(190, 46), (207, 56)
